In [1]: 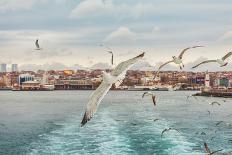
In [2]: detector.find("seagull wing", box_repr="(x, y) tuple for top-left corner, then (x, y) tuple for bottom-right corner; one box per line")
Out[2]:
(81, 82), (112, 126)
(212, 101), (221, 106)
(171, 128), (180, 134)
(35, 39), (40, 49)
(192, 60), (217, 69)
(112, 52), (145, 87)
(178, 46), (204, 59)
(161, 129), (167, 138)
(142, 92), (153, 98)
(156, 60), (174, 77)
(216, 121), (223, 126)
(152, 95), (156, 106)
(222, 52), (232, 60)
(142, 92), (148, 98)
(211, 149), (223, 155)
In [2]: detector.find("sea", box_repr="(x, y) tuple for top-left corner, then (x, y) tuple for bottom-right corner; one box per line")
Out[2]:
(0, 91), (232, 155)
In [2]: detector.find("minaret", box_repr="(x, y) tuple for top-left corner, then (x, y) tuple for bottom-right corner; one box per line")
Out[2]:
(204, 70), (210, 91)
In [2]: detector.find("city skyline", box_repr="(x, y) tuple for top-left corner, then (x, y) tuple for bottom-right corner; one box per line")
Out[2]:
(0, 0), (232, 71)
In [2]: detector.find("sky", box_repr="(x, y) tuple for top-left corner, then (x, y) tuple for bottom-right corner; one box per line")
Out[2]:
(0, 0), (232, 71)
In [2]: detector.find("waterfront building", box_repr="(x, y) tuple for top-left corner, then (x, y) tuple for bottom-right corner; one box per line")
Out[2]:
(11, 64), (18, 72)
(54, 79), (93, 90)
(0, 64), (7, 73)
(196, 76), (205, 85)
(214, 77), (230, 87)
(18, 74), (35, 85)
(21, 81), (40, 90)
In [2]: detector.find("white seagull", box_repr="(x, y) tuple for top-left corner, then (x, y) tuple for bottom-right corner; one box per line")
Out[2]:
(209, 101), (221, 106)
(155, 46), (203, 77)
(35, 39), (42, 50)
(81, 52), (145, 126)
(192, 51), (232, 69)
(204, 142), (223, 155)
(142, 92), (156, 106)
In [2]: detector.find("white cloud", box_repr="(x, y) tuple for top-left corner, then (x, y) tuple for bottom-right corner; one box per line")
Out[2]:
(218, 31), (232, 41)
(90, 62), (112, 70)
(19, 62), (87, 71)
(69, 1), (158, 20)
(103, 26), (136, 44)
(0, 0), (67, 12)
(0, 0), (36, 12)
(70, 0), (112, 19)
(152, 26), (160, 34)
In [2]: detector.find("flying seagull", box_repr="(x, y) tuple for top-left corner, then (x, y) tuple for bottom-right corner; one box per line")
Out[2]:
(161, 128), (180, 138)
(192, 51), (232, 69)
(153, 118), (159, 122)
(35, 39), (42, 50)
(215, 121), (224, 126)
(209, 101), (221, 106)
(155, 46), (203, 77)
(186, 94), (198, 101)
(207, 110), (211, 116)
(81, 52), (145, 126)
(204, 142), (223, 155)
(142, 92), (156, 106)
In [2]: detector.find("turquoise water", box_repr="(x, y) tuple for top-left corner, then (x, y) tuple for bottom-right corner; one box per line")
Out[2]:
(0, 91), (232, 155)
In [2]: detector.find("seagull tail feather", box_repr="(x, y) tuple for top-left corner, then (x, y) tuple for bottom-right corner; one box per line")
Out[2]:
(135, 52), (145, 58)
(81, 112), (90, 127)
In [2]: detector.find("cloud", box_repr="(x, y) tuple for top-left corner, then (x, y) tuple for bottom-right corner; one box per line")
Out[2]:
(218, 31), (232, 42)
(152, 26), (160, 34)
(103, 26), (136, 44)
(70, 0), (112, 19)
(131, 61), (155, 71)
(0, 0), (67, 12)
(69, 1), (158, 20)
(19, 62), (86, 71)
(90, 62), (112, 70)
(0, 0), (36, 12)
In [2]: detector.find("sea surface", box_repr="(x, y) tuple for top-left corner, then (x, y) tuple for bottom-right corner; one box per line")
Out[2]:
(0, 91), (232, 155)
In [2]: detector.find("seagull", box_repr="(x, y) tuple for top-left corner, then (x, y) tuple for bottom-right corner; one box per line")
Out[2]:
(153, 118), (159, 122)
(192, 51), (232, 69)
(131, 122), (137, 126)
(81, 52), (145, 126)
(155, 46), (203, 77)
(161, 128), (180, 138)
(186, 94), (198, 101)
(209, 101), (221, 106)
(204, 142), (223, 155)
(215, 121), (224, 126)
(207, 110), (211, 116)
(201, 132), (207, 136)
(210, 136), (215, 141)
(142, 92), (156, 106)
(35, 39), (42, 50)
